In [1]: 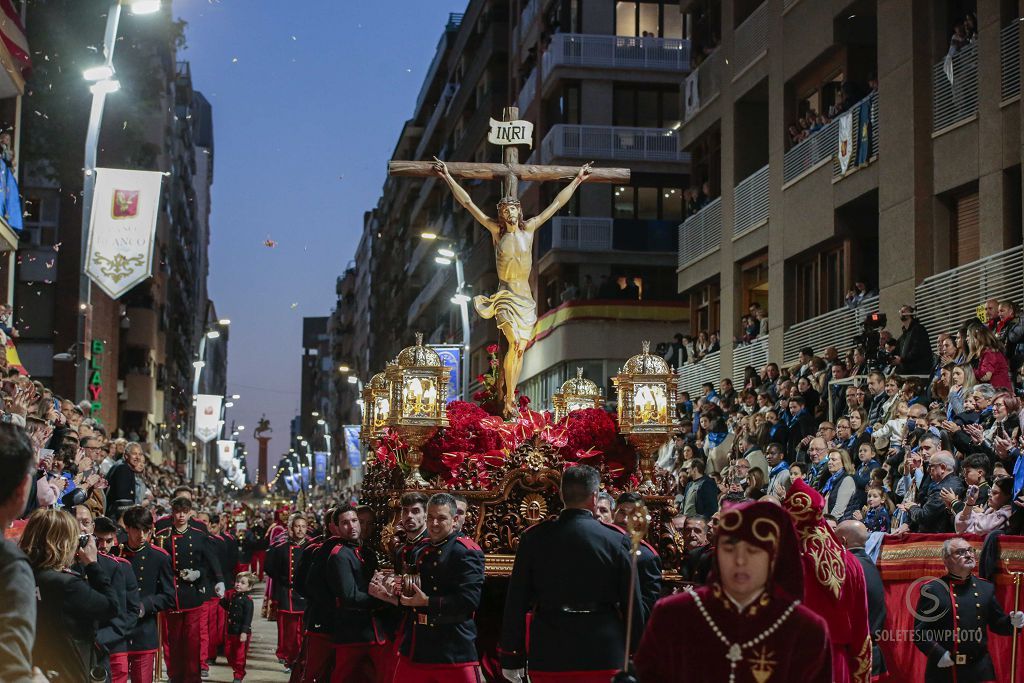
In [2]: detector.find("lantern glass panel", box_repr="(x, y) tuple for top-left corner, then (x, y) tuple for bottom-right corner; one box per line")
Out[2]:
(373, 397), (391, 429)
(633, 383), (668, 425)
(566, 399), (592, 414)
(402, 376), (438, 418)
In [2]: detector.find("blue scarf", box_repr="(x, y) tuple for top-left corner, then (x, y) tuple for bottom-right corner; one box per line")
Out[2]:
(769, 460), (789, 477)
(821, 470), (844, 495)
(1013, 448), (1024, 497)
(706, 432), (726, 448)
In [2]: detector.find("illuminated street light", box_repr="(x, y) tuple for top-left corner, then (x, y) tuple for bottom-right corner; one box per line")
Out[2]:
(224, 402), (234, 408)
(90, 79), (121, 95)
(347, 375), (358, 384)
(421, 231), (438, 240)
(83, 65), (114, 81)
(129, 0), (162, 14)
(219, 318), (231, 325)
(437, 247), (456, 258)
(434, 256), (452, 265)
(192, 360), (206, 369)
(451, 292), (471, 305)
(231, 394), (240, 400)
(317, 419), (326, 426)
(338, 364), (350, 373)
(205, 330), (220, 339)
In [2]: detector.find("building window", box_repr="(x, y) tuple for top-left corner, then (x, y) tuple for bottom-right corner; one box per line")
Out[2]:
(613, 85), (680, 129)
(791, 242), (850, 322)
(611, 185), (683, 220)
(560, 84), (581, 125)
(21, 190), (60, 247)
(615, 1), (683, 38)
(950, 192), (980, 267)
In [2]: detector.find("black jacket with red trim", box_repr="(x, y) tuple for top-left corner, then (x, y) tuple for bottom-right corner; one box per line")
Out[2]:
(380, 529), (430, 638)
(499, 508), (643, 672)
(152, 525), (223, 610)
(94, 552), (141, 655)
(295, 536), (342, 634)
(220, 590), (254, 635)
(326, 539), (386, 645)
(398, 533), (485, 665)
(266, 538), (308, 612)
(603, 521), (663, 621)
(123, 542), (175, 652)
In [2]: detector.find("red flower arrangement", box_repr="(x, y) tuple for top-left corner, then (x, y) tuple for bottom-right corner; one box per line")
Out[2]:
(421, 401), (504, 477)
(560, 408), (637, 485)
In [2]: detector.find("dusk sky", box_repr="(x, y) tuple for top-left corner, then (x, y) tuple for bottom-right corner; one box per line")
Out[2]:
(174, 0), (468, 471)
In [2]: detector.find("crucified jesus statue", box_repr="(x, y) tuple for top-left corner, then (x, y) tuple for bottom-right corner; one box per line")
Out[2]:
(432, 158), (592, 417)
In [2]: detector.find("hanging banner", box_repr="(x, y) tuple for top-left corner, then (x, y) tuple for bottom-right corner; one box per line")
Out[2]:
(855, 97), (872, 166)
(85, 168), (163, 299)
(314, 451), (328, 484)
(684, 71), (700, 120)
(837, 110), (853, 175)
(344, 425), (362, 469)
(431, 344), (461, 401)
(194, 394), (223, 443)
(216, 439), (236, 471)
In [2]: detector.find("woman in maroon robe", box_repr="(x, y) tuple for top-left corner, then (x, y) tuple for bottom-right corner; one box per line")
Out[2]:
(634, 500), (832, 682)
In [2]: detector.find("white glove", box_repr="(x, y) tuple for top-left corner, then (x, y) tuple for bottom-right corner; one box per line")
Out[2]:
(937, 651), (954, 668)
(215, 582), (225, 598)
(1011, 610), (1024, 629)
(501, 668), (525, 683)
(179, 569), (200, 583)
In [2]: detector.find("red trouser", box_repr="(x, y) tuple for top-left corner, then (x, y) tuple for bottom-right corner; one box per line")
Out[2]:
(392, 656), (482, 683)
(199, 598), (216, 669)
(208, 597), (226, 659)
(225, 633), (251, 680)
(126, 650), (156, 683)
(251, 550), (266, 579)
(109, 652), (129, 683)
(301, 632), (335, 682)
(164, 608), (204, 683)
(529, 672), (618, 683)
(331, 642), (391, 683)
(276, 610), (305, 664)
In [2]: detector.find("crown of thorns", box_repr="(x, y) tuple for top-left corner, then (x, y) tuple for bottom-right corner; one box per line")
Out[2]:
(497, 197), (522, 208)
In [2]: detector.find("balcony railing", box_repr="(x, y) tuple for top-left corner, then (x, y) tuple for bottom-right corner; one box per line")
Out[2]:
(1001, 20), (1021, 102)
(550, 217), (613, 251)
(783, 296), (879, 365)
(684, 48), (722, 121)
(677, 197), (722, 269)
(733, 336), (769, 374)
(407, 266), (451, 327)
(933, 42), (979, 132)
(518, 69), (538, 114)
(915, 246), (1024, 350)
(415, 83), (458, 160)
(782, 91), (878, 185)
(678, 349), (721, 397)
(542, 33), (691, 78)
(733, 164), (769, 236)
(540, 124), (689, 164)
(520, 0), (539, 35)
(733, 1), (768, 76)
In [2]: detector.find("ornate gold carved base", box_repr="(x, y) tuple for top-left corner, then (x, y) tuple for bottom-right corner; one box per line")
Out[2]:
(396, 424), (436, 488)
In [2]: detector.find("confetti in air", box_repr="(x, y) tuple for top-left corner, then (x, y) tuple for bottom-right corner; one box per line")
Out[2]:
(264, 238), (277, 248)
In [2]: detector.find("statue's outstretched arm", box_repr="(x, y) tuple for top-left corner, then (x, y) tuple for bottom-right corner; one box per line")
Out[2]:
(525, 163), (593, 233)
(433, 158), (499, 237)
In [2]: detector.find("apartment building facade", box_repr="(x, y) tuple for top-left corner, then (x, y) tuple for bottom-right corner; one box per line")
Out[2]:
(675, 0), (1024, 394)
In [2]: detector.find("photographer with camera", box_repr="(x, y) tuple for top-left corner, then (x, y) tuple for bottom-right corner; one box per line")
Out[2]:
(893, 305), (932, 375)
(19, 507), (118, 682)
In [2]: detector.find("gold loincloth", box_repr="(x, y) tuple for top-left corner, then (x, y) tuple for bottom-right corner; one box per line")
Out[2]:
(474, 287), (536, 344)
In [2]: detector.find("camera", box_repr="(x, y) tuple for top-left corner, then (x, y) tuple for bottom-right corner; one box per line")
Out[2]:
(78, 534), (91, 549)
(853, 312), (887, 369)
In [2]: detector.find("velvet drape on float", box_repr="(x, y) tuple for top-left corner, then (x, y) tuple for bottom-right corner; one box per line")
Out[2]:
(875, 533), (1024, 682)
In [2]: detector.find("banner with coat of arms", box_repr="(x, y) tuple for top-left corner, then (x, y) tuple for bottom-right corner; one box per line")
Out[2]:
(216, 439), (236, 470)
(837, 110), (853, 174)
(85, 168), (163, 299)
(194, 394), (223, 443)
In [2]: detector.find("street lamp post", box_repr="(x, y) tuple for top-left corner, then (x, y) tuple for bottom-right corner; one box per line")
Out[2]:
(76, 0), (162, 402)
(425, 234), (471, 402)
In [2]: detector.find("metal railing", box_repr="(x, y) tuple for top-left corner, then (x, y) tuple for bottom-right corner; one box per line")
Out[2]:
(520, 0), (539, 36)
(542, 33), (690, 78)
(783, 296), (879, 365)
(782, 91), (878, 184)
(733, 1), (768, 75)
(933, 41), (979, 132)
(678, 350), (722, 397)
(518, 68), (538, 113)
(540, 124), (689, 163)
(684, 49), (722, 121)
(407, 267), (451, 327)
(550, 217), (613, 251)
(915, 246), (1024, 345)
(733, 336), (770, 375)
(783, 0), (801, 10)
(415, 84), (458, 160)
(677, 197), (722, 269)
(733, 165), (769, 236)
(1001, 20), (1021, 102)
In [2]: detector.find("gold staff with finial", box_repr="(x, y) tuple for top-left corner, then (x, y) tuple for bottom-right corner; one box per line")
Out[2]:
(1006, 559), (1024, 683)
(612, 500), (651, 683)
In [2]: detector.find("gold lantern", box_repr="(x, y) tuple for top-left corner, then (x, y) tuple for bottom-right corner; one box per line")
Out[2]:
(360, 368), (392, 445)
(612, 341), (677, 493)
(385, 332), (451, 487)
(552, 367), (604, 422)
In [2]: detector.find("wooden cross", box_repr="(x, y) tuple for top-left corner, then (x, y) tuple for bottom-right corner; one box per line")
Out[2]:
(387, 106), (630, 194)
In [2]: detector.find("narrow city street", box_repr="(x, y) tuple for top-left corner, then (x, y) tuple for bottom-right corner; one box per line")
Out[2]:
(204, 584), (290, 683)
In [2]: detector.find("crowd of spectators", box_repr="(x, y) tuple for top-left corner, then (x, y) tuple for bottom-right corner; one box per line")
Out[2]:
(787, 76), (878, 148)
(660, 298), (1024, 579)
(948, 12), (978, 56)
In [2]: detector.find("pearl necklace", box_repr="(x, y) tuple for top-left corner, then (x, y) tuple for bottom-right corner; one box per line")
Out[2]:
(686, 586), (800, 683)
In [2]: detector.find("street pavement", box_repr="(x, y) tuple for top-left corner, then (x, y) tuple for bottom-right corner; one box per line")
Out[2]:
(201, 583), (290, 682)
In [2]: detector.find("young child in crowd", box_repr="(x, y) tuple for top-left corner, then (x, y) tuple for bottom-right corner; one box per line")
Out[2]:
(855, 484), (893, 533)
(789, 462), (805, 483)
(221, 570), (256, 683)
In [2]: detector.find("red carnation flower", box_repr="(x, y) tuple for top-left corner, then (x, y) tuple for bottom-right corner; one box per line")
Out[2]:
(486, 343), (500, 354)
